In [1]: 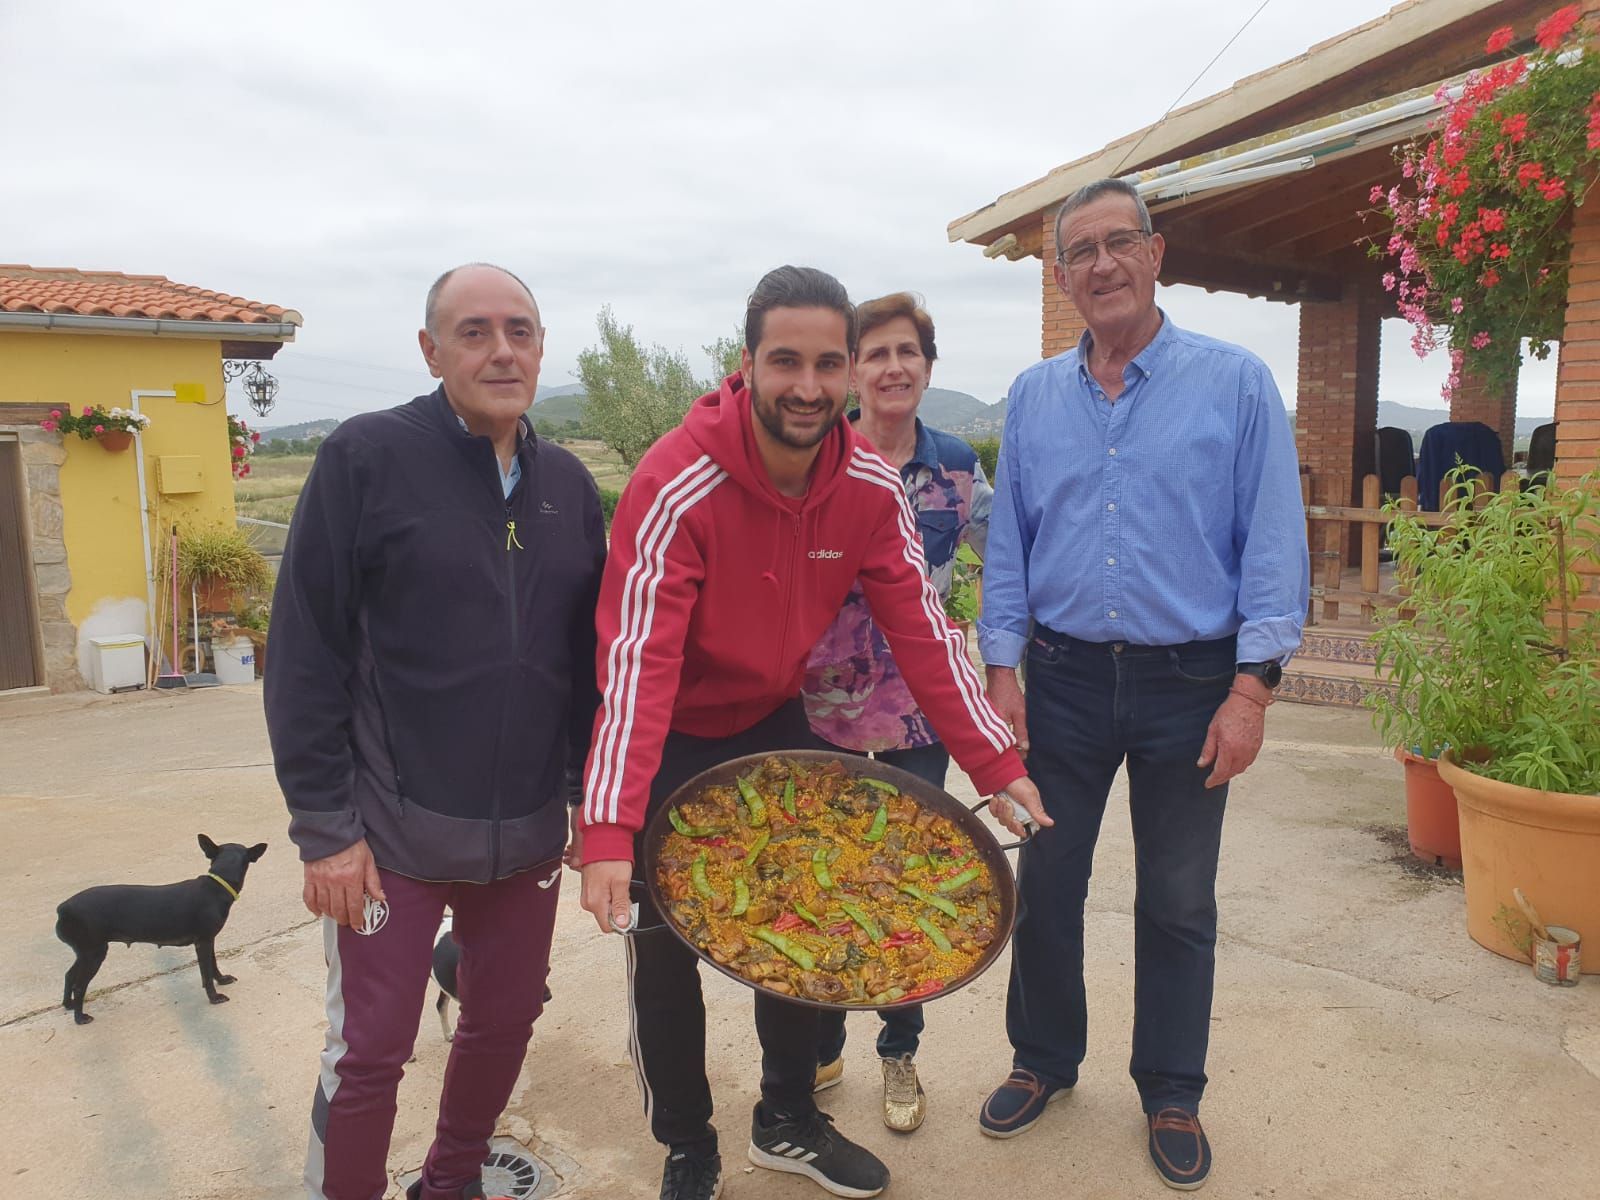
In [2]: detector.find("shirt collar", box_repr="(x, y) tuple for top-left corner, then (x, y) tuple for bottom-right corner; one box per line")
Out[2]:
(1075, 308), (1175, 386)
(846, 410), (937, 470)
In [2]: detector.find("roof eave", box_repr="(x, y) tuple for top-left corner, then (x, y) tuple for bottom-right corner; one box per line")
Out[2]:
(0, 311), (302, 341)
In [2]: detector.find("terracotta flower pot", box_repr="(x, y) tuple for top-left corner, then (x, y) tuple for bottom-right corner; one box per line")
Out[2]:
(197, 577), (235, 614)
(1395, 747), (1462, 869)
(1438, 750), (1600, 972)
(95, 430), (134, 452)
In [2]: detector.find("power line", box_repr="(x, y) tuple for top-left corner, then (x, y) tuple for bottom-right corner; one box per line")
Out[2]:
(1111, 0), (1275, 177)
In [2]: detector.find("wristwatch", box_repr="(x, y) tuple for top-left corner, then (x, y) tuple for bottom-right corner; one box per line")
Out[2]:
(1236, 661), (1283, 689)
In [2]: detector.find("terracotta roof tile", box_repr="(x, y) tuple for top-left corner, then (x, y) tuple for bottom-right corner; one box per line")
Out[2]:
(0, 266), (302, 326)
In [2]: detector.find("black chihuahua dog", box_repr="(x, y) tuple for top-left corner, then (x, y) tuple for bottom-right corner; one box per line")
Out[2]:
(55, 834), (267, 1024)
(430, 917), (552, 1042)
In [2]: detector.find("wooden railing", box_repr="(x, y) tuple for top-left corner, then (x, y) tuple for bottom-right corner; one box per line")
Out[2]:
(1300, 469), (1523, 626)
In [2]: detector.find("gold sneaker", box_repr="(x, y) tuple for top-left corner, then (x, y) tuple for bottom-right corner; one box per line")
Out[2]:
(881, 1054), (926, 1132)
(813, 1056), (844, 1092)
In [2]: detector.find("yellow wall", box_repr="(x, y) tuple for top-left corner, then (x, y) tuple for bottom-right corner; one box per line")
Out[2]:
(0, 331), (234, 632)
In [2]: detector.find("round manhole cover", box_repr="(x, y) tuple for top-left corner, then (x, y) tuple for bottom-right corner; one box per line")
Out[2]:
(482, 1147), (542, 1198)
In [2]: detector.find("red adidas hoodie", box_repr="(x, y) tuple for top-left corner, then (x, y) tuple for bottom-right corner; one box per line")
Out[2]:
(580, 374), (1025, 865)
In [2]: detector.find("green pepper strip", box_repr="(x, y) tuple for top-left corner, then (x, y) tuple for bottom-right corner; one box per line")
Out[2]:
(914, 915), (953, 953)
(782, 777), (797, 818)
(735, 777), (769, 826)
(732, 876), (750, 917)
(668, 807), (724, 839)
(744, 829), (771, 867)
(935, 864), (983, 893)
(794, 902), (823, 929)
(897, 882), (959, 919)
(902, 854), (926, 871)
(868, 986), (907, 1005)
(839, 900), (884, 943)
(863, 804), (888, 843)
(859, 777), (899, 795)
(690, 852), (715, 901)
(751, 927), (816, 971)
(812, 847), (835, 891)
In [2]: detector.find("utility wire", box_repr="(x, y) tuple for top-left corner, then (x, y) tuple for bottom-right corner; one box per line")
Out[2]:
(1111, 0), (1275, 177)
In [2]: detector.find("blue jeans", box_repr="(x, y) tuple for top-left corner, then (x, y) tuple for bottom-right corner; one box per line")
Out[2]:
(1007, 629), (1233, 1114)
(814, 739), (949, 1062)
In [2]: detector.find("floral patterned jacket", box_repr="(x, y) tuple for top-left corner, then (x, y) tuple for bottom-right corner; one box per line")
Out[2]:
(803, 417), (992, 751)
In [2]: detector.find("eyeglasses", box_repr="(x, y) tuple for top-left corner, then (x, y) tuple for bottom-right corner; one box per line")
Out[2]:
(1057, 229), (1151, 271)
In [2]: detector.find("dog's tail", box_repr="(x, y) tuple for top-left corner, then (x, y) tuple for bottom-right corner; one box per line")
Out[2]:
(55, 903), (88, 947)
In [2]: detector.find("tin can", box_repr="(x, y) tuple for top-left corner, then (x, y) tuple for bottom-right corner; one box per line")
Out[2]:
(1533, 926), (1581, 986)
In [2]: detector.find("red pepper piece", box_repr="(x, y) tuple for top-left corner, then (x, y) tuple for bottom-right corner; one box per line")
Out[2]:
(772, 912), (806, 933)
(882, 930), (924, 948)
(695, 836), (728, 847)
(826, 921), (853, 937)
(901, 979), (945, 1001)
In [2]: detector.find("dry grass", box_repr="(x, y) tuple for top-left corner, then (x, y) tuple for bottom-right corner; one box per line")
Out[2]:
(233, 440), (632, 528)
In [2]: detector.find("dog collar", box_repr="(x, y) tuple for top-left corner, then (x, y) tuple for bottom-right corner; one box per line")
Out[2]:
(207, 873), (241, 901)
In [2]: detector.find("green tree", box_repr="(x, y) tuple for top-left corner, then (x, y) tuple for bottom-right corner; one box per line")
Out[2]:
(704, 333), (743, 382)
(578, 309), (742, 466)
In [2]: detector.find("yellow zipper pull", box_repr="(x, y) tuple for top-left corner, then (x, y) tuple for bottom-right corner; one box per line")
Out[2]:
(506, 519), (524, 550)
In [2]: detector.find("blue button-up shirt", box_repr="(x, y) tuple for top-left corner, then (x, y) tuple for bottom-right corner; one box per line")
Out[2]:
(978, 313), (1308, 668)
(457, 414), (522, 498)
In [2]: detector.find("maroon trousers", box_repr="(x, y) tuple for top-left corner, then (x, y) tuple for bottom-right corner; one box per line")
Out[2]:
(304, 858), (563, 1200)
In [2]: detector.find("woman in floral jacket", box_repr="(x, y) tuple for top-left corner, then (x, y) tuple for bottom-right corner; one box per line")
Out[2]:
(802, 291), (992, 1132)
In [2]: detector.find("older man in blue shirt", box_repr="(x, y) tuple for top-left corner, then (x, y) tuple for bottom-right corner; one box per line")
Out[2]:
(976, 178), (1308, 1191)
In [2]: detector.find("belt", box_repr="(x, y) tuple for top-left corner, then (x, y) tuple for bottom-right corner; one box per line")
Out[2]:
(1031, 626), (1237, 657)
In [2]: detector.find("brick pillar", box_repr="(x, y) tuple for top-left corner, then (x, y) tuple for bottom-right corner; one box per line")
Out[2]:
(1448, 369), (1517, 467)
(1041, 209), (1087, 359)
(1295, 283), (1381, 562)
(1553, 188), (1600, 614)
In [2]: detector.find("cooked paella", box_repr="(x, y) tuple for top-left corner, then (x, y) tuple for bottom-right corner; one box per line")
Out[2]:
(654, 756), (1001, 1006)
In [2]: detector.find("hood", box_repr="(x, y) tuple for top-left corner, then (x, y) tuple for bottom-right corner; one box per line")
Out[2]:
(682, 372), (856, 511)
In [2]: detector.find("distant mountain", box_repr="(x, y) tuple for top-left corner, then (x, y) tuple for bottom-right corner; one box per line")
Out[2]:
(1371, 401), (1548, 438)
(531, 383), (588, 425)
(917, 388), (1007, 434)
(258, 418), (339, 442)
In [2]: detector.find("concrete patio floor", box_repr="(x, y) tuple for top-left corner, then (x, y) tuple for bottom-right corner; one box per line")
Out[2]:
(1, 684), (1596, 1199)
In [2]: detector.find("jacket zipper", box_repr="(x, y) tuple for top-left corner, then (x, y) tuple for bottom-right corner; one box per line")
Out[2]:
(774, 513), (801, 682)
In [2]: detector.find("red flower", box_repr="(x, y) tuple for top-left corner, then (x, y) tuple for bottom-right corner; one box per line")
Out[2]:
(1481, 267), (1502, 288)
(1517, 160), (1546, 186)
(233, 445), (246, 458)
(1500, 112), (1528, 143)
(1490, 243), (1512, 259)
(1534, 4), (1581, 52)
(40, 419), (57, 432)
(81, 406), (93, 417)
(1485, 25), (1515, 53)
(1538, 176), (1567, 201)
(1478, 207), (1506, 231)
(49, 408), (61, 419)
(93, 424), (105, 434)
(250, 431), (261, 442)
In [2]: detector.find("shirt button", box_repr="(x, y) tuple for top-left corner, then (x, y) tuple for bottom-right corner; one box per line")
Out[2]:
(1106, 502), (1116, 512)
(1107, 556), (1116, 565)
(1108, 610), (1119, 619)
(1108, 447), (1118, 456)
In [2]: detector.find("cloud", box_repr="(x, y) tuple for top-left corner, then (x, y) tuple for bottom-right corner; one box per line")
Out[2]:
(0, 0), (1555, 423)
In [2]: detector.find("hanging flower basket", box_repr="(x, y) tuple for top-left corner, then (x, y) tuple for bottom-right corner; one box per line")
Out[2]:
(95, 430), (134, 453)
(39, 404), (152, 446)
(1366, 5), (1600, 398)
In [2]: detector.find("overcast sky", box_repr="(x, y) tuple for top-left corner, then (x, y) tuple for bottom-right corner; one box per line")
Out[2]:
(1, 0), (1557, 426)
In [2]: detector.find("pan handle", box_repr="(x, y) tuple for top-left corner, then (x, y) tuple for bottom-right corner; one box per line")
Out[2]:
(968, 793), (1039, 853)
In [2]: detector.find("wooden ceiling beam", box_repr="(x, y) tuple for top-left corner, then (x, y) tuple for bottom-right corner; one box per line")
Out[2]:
(1159, 243), (1345, 303)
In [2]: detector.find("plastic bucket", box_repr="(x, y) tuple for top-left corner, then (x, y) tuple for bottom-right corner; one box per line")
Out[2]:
(214, 636), (256, 685)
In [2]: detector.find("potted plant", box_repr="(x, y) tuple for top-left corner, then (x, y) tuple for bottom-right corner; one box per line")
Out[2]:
(39, 404), (152, 452)
(177, 523), (273, 615)
(1370, 467), (1600, 967)
(943, 542), (983, 631)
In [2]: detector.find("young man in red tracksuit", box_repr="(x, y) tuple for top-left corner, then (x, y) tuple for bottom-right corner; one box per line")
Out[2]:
(577, 265), (1050, 1200)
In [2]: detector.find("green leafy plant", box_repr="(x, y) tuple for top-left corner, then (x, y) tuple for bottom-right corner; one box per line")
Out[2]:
(1367, 465), (1600, 794)
(39, 404), (151, 439)
(1368, 6), (1600, 397)
(176, 523), (273, 597)
(943, 542), (983, 625)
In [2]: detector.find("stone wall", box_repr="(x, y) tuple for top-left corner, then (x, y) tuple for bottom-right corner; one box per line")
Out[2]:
(2, 424), (78, 691)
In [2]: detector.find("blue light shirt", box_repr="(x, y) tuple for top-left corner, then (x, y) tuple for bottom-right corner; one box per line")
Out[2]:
(977, 313), (1308, 668)
(457, 414), (522, 498)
